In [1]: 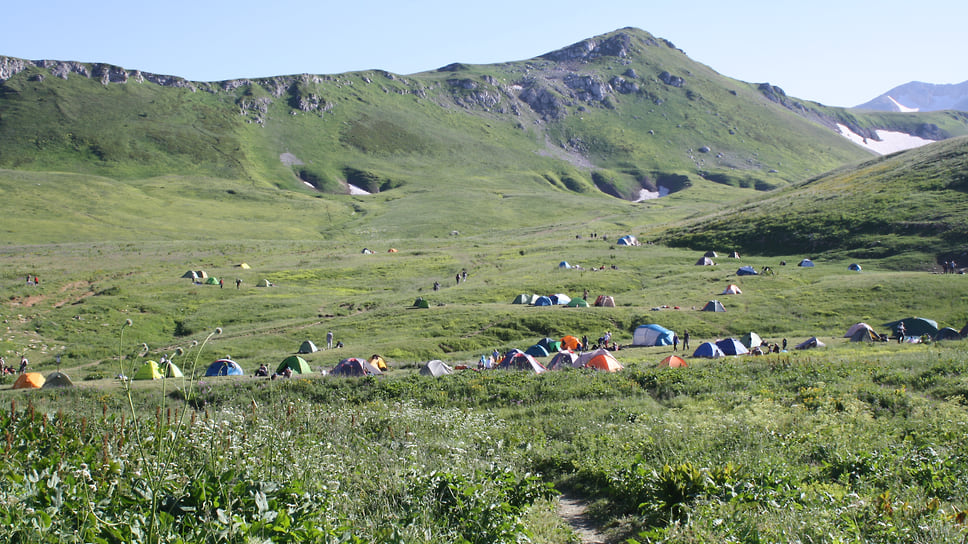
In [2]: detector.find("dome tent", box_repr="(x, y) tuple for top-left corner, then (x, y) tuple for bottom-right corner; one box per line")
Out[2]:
(13, 372), (45, 389)
(419, 360), (453, 377)
(496, 350), (546, 373)
(575, 348), (623, 372)
(716, 338), (749, 356)
(658, 355), (687, 368)
(632, 324), (675, 346)
(736, 266), (757, 276)
(798, 259), (815, 267)
(566, 297), (589, 307)
(277, 356), (312, 375)
(722, 284), (742, 295)
(133, 361), (163, 380)
(701, 300), (726, 312)
(693, 342), (725, 358)
(205, 359), (244, 376)
(298, 340), (319, 354)
(848, 263), (862, 271)
(42, 371), (75, 388)
(331, 357), (382, 376)
(547, 350), (579, 370)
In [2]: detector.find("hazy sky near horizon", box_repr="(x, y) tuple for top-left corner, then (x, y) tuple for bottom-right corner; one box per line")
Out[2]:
(3, 0), (965, 108)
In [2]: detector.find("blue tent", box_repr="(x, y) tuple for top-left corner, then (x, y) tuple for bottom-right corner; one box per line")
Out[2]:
(715, 338), (749, 356)
(848, 263), (862, 271)
(558, 261), (571, 269)
(533, 296), (554, 306)
(632, 324), (675, 346)
(798, 259), (815, 267)
(737, 265), (758, 276)
(693, 342), (725, 358)
(205, 359), (244, 376)
(525, 344), (550, 357)
(617, 235), (638, 246)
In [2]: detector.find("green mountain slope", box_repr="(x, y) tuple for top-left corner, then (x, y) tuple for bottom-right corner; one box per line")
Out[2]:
(660, 136), (968, 266)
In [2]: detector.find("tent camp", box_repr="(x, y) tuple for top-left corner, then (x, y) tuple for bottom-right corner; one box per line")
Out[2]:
(795, 337), (826, 350)
(566, 297), (589, 308)
(695, 257), (715, 266)
(658, 355), (687, 368)
(716, 338), (749, 356)
(701, 300), (726, 312)
(935, 327), (962, 341)
(844, 323), (876, 338)
(594, 295), (616, 307)
(525, 344), (550, 358)
(496, 350), (546, 373)
(886, 317), (939, 338)
(369, 355), (388, 371)
(575, 348), (623, 372)
(722, 284), (742, 295)
(693, 342), (725, 358)
(512, 294), (531, 304)
(277, 356), (312, 375)
(419, 360), (453, 377)
(632, 324), (675, 346)
(559, 261), (571, 269)
(551, 294), (572, 305)
(331, 357), (382, 376)
(547, 350), (579, 370)
(13, 372), (45, 389)
(42, 371), (74, 388)
(205, 359), (244, 376)
(617, 235), (639, 246)
(134, 361), (163, 380)
(161, 360), (183, 378)
(736, 266), (757, 276)
(740, 332), (763, 350)
(798, 259), (815, 267)
(848, 263), (862, 271)
(533, 296), (554, 306)
(298, 340), (319, 354)
(413, 297), (431, 309)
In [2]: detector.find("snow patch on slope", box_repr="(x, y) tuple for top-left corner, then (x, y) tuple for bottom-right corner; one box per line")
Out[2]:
(836, 124), (934, 155)
(886, 96), (918, 112)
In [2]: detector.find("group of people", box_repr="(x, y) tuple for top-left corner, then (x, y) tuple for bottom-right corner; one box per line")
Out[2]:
(942, 260), (960, 274)
(0, 356), (29, 375)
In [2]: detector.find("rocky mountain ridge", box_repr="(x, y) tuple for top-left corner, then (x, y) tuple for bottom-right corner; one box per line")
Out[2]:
(856, 80), (968, 112)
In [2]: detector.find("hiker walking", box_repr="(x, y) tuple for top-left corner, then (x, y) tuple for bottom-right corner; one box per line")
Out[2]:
(682, 329), (690, 351)
(673, 334), (679, 351)
(897, 322), (906, 343)
(19, 356), (28, 374)
(433, 280), (440, 291)
(326, 331), (334, 349)
(236, 278), (242, 289)
(455, 273), (461, 285)
(219, 278), (223, 289)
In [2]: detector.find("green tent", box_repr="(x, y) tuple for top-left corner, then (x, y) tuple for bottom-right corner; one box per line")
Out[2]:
(42, 371), (75, 388)
(566, 297), (589, 307)
(277, 355), (312, 375)
(133, 361), (163, 380)
(204, 277), (219, 285)
(511, 294), (531, 304)
(413, 297), (430, 309)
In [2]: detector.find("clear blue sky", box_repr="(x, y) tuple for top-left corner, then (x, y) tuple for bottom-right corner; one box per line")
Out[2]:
(2, 0), (965, 107)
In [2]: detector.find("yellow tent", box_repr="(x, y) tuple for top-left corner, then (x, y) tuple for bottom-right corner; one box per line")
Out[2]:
(369, 354), (388, 371)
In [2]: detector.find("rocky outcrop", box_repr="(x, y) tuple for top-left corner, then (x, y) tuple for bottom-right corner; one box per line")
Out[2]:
(518, 84), (565, 119)
(659, 71), (685, 88)
(563, 75), (609, 102)
(609, 75), (639, 94)
(541, 32), (634, 62)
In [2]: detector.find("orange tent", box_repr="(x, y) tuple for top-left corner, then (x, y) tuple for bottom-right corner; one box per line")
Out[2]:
(658, 355), (688, 368)
(13, 372), (45, 389)
(576, 348), (623, 372)
(388, 248), (398, 253)
(561, 335), (580, 350)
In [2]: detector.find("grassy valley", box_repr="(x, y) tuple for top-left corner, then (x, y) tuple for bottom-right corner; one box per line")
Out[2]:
(2, 27), (968, 543)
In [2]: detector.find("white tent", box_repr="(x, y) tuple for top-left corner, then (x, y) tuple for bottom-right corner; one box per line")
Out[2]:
(419, 360), (454, 377)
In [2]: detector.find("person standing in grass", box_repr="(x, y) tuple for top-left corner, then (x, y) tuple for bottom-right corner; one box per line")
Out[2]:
(673, 334), (679, 351)
(327, 330), (334, 349)
(682, 330), (690, 351)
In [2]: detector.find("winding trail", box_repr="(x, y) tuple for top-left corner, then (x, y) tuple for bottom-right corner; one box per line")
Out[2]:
(558, 494), (607, 544)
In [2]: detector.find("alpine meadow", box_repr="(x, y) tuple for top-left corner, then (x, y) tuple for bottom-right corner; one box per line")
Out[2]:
(2, 27), (968, 543)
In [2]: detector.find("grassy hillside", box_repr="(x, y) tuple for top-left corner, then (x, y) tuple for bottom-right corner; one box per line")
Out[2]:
(5, 28), (952, 213)
(660, 136), (968, 265)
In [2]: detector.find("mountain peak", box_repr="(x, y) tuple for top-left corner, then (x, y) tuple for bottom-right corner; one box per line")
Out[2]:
(855, 80), (968, 112)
